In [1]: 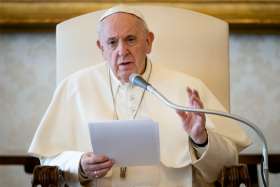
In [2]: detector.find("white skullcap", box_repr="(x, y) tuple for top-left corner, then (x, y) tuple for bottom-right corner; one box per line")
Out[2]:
(99, 4), (146, 23)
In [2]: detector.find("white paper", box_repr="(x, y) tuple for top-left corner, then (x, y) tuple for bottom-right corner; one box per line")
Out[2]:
(88, 119), (160, 166)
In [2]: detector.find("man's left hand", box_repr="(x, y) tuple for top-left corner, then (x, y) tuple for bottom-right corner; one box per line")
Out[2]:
(176, 87), (208, 145)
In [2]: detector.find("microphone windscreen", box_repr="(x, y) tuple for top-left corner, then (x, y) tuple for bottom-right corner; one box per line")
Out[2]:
(129, 73), (149, 90)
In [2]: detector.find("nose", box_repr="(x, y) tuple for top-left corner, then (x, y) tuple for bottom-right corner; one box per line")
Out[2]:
(116, 40), (129, 57)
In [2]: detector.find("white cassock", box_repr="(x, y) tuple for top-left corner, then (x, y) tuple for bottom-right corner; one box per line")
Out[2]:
(28, 59), (250, 187)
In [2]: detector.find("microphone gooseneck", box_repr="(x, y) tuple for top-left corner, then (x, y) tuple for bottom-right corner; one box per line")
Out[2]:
(129, 74), (269, 187)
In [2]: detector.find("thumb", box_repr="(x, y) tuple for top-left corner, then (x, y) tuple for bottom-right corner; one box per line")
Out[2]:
(176, 110), (188, 120)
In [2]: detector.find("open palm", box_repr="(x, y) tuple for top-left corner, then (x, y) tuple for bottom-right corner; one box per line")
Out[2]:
(176, 87), (207, 144)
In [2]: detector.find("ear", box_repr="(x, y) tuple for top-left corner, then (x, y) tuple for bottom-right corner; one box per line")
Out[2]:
(146, 32), (154, 54)
(96, 40), (104, 52)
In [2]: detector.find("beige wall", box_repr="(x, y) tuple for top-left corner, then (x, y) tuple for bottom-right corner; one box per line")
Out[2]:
(230, 34), (280, 154)
(0, 32), (279, 186)
(0, 33), (56, 186)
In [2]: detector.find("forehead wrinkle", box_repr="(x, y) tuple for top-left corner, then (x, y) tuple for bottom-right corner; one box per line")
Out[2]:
(99, 13), (146, 41)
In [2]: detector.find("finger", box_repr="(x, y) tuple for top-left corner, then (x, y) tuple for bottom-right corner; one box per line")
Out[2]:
(81, 152), (94, 167)
(187, 87), (201, 108)
(187, 88), (197, 105)
(86, 154), (109, 165)
(191, 96), (204, 109)
(191, 97), (206, 118)
(97, 167), (112, 176)
(189, 95), (195, 106)
(88, 167), (112, 179)
(85, 160), (114, 172)
(95, 155), (110, 163)
(177, 110), (193, 131)
(187, 87), (200, 99)
(176, 110), (188, 119)
(176, 110), (189, 123)
(193, 89), (200, 99)
(186, 87), (193, 98)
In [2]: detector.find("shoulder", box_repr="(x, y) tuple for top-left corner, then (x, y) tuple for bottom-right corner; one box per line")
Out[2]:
(151, 62), (205, 90)
(55, 63), (107, 96)
(149, 62), (210, 103)
(66, 63), (107, 82)
(149, 62), (224, 110)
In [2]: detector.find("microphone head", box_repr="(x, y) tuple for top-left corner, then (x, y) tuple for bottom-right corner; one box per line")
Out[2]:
(129, 73), (150, 90)
(129, 73), (139, 84)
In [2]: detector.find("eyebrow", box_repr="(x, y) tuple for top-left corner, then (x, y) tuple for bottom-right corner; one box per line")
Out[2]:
(126, 34), (136, 38)
(106, 34), (137, 41)
(107, 37), (117, 41)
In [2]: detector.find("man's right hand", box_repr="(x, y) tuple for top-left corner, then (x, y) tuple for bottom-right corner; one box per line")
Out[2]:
(80, 152), (114, 179)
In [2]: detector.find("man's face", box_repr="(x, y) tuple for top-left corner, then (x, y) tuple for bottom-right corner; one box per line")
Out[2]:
(97, 13), (154, 83)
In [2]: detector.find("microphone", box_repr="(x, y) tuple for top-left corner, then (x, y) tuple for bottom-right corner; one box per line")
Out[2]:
(129, 73), (269, 187)
(129, 73), (150, 90)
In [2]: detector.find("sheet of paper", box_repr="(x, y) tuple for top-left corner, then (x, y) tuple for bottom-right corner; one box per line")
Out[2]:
(89, 119), (160, 166)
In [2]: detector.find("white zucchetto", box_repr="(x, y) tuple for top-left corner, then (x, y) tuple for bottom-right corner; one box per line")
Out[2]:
(99, 4), (146, 23)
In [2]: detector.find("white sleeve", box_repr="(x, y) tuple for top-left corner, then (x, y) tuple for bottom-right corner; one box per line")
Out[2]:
(40, 151), (84, 182)
(189, 130), (239, 182)
(190, 141), (208, 158)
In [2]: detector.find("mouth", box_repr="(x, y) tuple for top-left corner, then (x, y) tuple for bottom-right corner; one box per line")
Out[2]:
(118, 61), (134, 69)
(119, 61), (133, 66)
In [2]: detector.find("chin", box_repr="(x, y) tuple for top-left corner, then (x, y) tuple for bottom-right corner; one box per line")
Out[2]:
(119, 71), (135, 82)
(118, 75), (130, 83)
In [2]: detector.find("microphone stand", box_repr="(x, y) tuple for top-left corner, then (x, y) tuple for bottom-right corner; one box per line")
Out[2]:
(130, 74), (269, 186)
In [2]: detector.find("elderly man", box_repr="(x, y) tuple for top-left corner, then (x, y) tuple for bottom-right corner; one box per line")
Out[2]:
(29, 5), (250, 187)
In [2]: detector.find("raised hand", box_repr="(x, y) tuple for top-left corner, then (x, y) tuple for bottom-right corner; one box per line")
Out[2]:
(176, 87), (208, 145)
